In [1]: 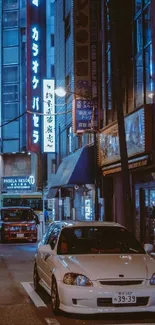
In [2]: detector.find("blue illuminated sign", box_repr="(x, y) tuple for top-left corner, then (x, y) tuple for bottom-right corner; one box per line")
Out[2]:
(75, 99), (93, 132)
(27, 0), (45, 152)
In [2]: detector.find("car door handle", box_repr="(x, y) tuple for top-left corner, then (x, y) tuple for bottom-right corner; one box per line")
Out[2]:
(44, 253), (51, 261)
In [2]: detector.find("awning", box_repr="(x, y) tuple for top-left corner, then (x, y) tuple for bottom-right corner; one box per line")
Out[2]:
(49, 145), (95, 189)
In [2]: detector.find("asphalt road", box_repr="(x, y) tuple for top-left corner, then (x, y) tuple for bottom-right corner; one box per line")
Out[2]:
(0, 243), (155, 325)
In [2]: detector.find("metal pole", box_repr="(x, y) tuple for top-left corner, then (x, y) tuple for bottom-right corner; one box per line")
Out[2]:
(59, 188), (62, 221)
(94, 130), (99, 221)
(91, 102), (99, 221)
(109, 0), (133, 231)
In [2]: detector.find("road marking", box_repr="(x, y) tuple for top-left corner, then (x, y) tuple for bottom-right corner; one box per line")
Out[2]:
(21, 282), (47, 308)
(45, 318), (60, 325)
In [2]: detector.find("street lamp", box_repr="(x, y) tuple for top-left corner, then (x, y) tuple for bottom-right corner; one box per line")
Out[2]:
(54, 87), (100, 221)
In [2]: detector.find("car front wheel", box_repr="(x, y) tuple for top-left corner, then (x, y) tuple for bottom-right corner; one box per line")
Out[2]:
(51, 276), (60, 314)
(33, 263), (40, 293)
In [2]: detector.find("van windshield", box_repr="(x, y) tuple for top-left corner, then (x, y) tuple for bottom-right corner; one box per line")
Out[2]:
(1, 209), (34, 222)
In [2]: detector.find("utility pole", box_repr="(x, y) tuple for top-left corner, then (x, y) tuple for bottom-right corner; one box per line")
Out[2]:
(108, 0), (133, 231)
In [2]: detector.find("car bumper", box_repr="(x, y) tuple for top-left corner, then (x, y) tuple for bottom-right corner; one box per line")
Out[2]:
(3, 233), (37, 242)
(58, 282), (155, 314)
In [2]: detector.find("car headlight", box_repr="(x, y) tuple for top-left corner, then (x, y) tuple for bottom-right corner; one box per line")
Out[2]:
(150, 273), (155, 285)
(63, 273), (93, 286)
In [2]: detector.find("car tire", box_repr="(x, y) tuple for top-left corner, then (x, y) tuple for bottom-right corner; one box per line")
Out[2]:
(51, 276), (60, 315)
(33, 263), (41, 293)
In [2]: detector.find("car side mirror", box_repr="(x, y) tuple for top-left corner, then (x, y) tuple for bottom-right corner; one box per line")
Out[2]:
(39, 244), (51, 254)
(144, 243), (154, 254)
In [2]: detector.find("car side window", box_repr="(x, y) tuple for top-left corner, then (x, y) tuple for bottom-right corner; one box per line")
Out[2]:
(47, 226), (61, 250)
(42, 224), (56, 245)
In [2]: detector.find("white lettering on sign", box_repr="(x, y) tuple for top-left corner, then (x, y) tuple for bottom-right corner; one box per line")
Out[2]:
(43, 80), (55, 152)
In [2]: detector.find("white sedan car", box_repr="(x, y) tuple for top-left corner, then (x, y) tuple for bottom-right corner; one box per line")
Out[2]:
(33, 221), (155, 315)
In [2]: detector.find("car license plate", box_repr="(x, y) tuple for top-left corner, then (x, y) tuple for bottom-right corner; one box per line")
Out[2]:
(112, 292), (136, 304)
(17, 234), (24, 238)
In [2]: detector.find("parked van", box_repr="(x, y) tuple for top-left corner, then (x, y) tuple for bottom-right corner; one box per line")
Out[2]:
(0, 206), (39, 243)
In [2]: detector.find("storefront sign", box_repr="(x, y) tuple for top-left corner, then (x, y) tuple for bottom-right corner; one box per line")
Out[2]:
(26, 0), (45, 152)
(43, 80), (55, 152)
(2, 176), (35, 191)
(99, 107), (146, 166)
(75, 99), (93, 132)
(102, 157), (148, 176)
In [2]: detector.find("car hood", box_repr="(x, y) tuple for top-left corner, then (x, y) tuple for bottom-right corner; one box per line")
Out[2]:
(58, 254), (155, 280)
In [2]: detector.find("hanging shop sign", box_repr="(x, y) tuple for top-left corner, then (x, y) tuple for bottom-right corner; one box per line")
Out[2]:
(98, 106), (153, 167)
(2, 176), (35, 191)
(26, 0), (46, 152)
(43, 80), (55, 152)
(75, 99), (93, 132)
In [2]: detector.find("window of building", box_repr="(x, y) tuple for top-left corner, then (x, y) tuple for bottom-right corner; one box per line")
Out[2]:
(135, 0), (141, 14)
(51, 64), (54, 78)
(3, 11), (18, 28)
(144, 5), (151, 46)
(145, 44), (153, 103)
(3, 29), (18, 47)
(107, 80), (112, 110)
(51, 159), (56, 174)
(3, 84), (19, 102)
(3, 0), (18, 10)
(3, 66), (18, 83)
(50, 2), (55, 16)
(51, 34), (54, 47)
(65, 13), (71, 39)
(134, 15), (142, 55)
(67, 127), (72, 154)
(144, 0), (151, 7)
(65, 74), (71, 94)
(3, 47), (19, 65)
(135, 55), (143, 107)
(3, 102), (19, 120)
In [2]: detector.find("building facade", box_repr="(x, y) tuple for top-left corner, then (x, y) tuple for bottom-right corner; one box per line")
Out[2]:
(0, 0), (54, 213)
(49, 0), (102, 221)
(98, 0), (155, 245)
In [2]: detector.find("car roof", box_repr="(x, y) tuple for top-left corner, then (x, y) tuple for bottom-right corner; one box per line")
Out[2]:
(1, 206), (32, 210)
(51, 221), (124, 229)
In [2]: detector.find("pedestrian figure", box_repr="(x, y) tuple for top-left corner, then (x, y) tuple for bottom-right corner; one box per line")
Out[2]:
(44, 208), (49, 224)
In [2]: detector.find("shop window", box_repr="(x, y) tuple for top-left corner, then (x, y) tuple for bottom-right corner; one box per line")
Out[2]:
(3, 11), (18, 28)
(3, 66), (19, 83)
(144, 5), (151, 46)
(3, 29), (18, 47)
(135, 55), (144, 107)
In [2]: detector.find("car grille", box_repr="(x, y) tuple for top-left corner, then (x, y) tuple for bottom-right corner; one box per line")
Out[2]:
(97, 297), (149, 307)
(99, 280), (143, 286)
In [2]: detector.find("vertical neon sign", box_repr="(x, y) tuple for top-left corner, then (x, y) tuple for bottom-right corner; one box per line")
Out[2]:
(27, 0), (45, 152)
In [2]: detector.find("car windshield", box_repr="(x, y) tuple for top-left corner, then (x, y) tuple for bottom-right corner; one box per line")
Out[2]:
(57, 226), (145, 255)
(1, 209), (34, 222)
